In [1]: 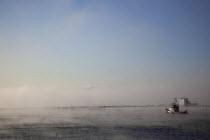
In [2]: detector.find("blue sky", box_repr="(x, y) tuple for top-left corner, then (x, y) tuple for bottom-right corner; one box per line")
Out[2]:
(0, 0), (210, 107)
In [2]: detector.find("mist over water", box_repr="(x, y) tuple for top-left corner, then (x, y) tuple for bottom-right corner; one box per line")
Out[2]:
(0, 0), (210, 139)
(0, 106), (210, 139)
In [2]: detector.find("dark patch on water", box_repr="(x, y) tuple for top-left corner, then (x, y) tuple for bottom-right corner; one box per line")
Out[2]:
(177, 119), (210, 134)
(1, 107), (210, 139)
(0, 125), (209, 140)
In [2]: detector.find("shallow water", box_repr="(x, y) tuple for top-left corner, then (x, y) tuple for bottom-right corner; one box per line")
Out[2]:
(0, 106), (210, 140)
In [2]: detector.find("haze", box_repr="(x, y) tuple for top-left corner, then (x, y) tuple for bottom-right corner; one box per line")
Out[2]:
(0, 0), (210, 107)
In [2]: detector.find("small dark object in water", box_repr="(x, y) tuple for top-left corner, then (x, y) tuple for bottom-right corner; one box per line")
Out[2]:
(165, 98), (188, 114)
(166, 108), (188, 114)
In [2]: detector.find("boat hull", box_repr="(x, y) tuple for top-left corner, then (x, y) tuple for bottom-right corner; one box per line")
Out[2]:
(166, 109), (188, 114)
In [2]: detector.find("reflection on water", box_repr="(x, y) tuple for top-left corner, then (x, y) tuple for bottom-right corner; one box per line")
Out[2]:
(0, 106), (210, 139)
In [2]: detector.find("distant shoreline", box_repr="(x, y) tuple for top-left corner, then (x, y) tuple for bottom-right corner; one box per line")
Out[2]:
(1, 104), (210, 110)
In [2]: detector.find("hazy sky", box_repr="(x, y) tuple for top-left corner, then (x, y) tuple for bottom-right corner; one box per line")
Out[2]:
(0, 0), (210, 107)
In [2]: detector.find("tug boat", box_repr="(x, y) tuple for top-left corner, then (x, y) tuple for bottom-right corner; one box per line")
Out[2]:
(166, 98), (188, 114)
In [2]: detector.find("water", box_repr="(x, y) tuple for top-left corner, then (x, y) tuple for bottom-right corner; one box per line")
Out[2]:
(0, 106), (210, 140)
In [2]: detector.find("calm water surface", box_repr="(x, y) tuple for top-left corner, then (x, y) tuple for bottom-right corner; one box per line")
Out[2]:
(0, 106), (210, 140)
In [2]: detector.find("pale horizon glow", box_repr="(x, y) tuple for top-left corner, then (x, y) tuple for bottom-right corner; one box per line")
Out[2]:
(0, 0), (210, 107)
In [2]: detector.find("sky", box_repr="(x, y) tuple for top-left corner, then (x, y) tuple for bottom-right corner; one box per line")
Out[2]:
(0, 0), (210, 107)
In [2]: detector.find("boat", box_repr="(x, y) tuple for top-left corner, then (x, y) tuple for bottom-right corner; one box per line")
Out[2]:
(166, 98), (188, 114)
